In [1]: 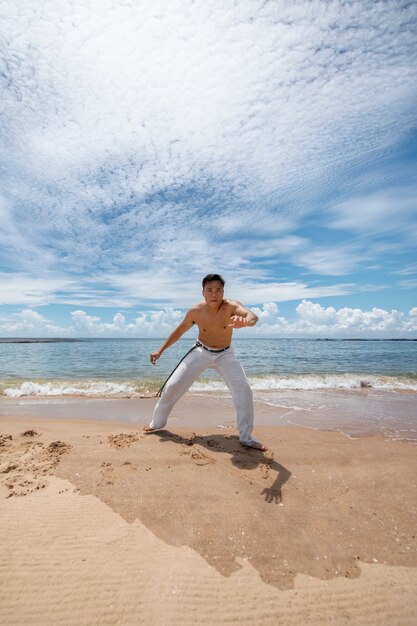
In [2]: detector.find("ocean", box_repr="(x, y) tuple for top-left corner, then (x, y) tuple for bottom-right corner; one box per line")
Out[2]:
(1, 337), (416, 397)
(1, 338), (416, 443)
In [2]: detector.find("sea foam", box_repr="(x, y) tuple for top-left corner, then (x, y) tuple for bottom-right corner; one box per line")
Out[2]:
(3, 380), (141, 398)
(2, 373), (417, 398)
(191, 373), (417, 392)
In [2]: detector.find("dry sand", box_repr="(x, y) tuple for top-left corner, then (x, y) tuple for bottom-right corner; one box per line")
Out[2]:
(1, 407), (417, 625)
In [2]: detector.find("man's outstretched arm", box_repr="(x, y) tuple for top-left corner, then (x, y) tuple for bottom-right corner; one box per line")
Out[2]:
(150, 310), (195, 364)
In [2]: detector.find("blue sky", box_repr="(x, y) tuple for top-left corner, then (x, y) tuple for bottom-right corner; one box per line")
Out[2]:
(0, 0), (416, 337)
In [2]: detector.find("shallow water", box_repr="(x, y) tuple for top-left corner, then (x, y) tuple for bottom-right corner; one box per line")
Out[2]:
(1, 338), (416, 443)
(1, 387), (416, 445)
(1, 338), (416, 397)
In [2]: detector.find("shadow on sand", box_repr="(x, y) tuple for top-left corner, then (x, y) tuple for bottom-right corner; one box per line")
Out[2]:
(147, 429), (291, 504)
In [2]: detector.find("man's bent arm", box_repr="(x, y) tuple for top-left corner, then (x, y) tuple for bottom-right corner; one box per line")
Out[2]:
(231, 302), (259, 328)
(150, 311), (195, 363)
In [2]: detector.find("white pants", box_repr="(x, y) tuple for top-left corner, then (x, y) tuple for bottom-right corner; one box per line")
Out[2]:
(150, 343), (259, 446)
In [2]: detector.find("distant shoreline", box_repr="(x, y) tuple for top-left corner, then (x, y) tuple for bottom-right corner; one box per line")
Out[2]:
(0, 338), (86, 344)
(0, 337), (416, 342)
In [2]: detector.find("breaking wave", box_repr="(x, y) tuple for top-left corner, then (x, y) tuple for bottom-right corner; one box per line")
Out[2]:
(191, 373), (417, 392)
(2, 380), (153, 398)
(2, 373), (417, 398)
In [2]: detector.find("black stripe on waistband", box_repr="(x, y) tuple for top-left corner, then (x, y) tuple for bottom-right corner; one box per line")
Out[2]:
(196, 341), (230, 353)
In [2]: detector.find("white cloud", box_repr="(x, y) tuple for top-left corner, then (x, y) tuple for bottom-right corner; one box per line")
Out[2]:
(251, 301), (417, 337)
(1, 301), (416, 338)
(293, 300), (416, 336)
(1, 0), (416, 287)
(227, 278), (356, 306)
(0, 273), (76, 306)
(253, 302), (279, 320)
(294, 245), (363, 276)
(70, 307), (184, 336)
(0, 309), (69, 336)
(102, 270), (358, 307)
(393, 263), (417, 277)
(71, 310), (101, 334)
(0, 271), (138, 308)
(0, 268), (357, 309)
(398, 279), (417, 289)
(296, 300), (337, 325)
(328, 186), (417, 239)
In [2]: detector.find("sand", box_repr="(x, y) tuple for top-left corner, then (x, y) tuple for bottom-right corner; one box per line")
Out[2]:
(1, 404), (417, 625)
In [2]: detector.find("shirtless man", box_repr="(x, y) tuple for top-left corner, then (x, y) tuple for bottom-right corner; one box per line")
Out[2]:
(144, 274), (266, 450)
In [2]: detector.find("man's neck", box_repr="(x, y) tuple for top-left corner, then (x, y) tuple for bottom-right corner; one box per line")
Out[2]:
(205, 299), (224, 314)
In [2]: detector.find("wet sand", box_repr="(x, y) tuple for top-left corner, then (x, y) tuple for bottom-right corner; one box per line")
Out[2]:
(1, 387), (416, 443)
(1, 406), (417, 625)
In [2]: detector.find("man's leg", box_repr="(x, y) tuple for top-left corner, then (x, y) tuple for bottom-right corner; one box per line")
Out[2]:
(147, 347), (208, 430)
(214, 348), (265, 450)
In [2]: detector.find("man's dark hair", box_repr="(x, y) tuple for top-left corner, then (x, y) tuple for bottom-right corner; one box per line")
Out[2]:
(202, 273), (225, 288)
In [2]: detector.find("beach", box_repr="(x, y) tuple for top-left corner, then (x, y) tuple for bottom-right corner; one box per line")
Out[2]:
(3, 0), (417, 622)
(1, 394), (417, 625)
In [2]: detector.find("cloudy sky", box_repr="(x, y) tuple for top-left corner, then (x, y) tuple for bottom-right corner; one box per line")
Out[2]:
(1, 0), (417, 337)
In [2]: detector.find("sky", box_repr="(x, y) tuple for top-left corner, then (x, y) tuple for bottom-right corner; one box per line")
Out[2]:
(1, 0), (417, 338)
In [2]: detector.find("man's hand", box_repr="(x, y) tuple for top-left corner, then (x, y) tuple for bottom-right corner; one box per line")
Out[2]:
(150, 351), (161, 365)
(229, 315), (250, 329)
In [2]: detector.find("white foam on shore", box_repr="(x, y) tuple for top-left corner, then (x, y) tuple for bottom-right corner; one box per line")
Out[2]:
(3, 380), (142, 398)
(2, 373), (417, 398)
(191, 373), (417, 392)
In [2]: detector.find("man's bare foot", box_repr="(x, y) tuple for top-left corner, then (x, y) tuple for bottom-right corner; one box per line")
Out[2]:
(143, 425), (157, 433)
(242, 441), (267, 452)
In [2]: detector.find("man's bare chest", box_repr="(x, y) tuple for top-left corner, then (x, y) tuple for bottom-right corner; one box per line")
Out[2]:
(195, 310), (231, 332)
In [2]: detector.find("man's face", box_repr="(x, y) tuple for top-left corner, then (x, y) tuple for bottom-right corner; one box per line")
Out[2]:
(202, 280), (224, 306)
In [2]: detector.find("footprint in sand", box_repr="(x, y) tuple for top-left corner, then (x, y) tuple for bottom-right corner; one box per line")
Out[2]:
(21, 429), (41, 438)
(180, 444), (192, 455)
(190, 448), (215, 466)
(179, 444), (215, 466)
(234, 457), (251, 468)
(0, 434), (13, 449)
(98, 460), (138, 486)
(121, 461), (137, 470)
(107, 433), (140, 449)
(259, 463), (270, 479)
(42, 441), (72, 470)
(100, 461), (115, 485)
(206, 439), (220, 449)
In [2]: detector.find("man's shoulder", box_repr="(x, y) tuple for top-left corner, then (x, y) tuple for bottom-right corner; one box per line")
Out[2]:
(187, 300), (238, 314)
(223, 298), (239, 309)
(187, 302), (205, 315)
